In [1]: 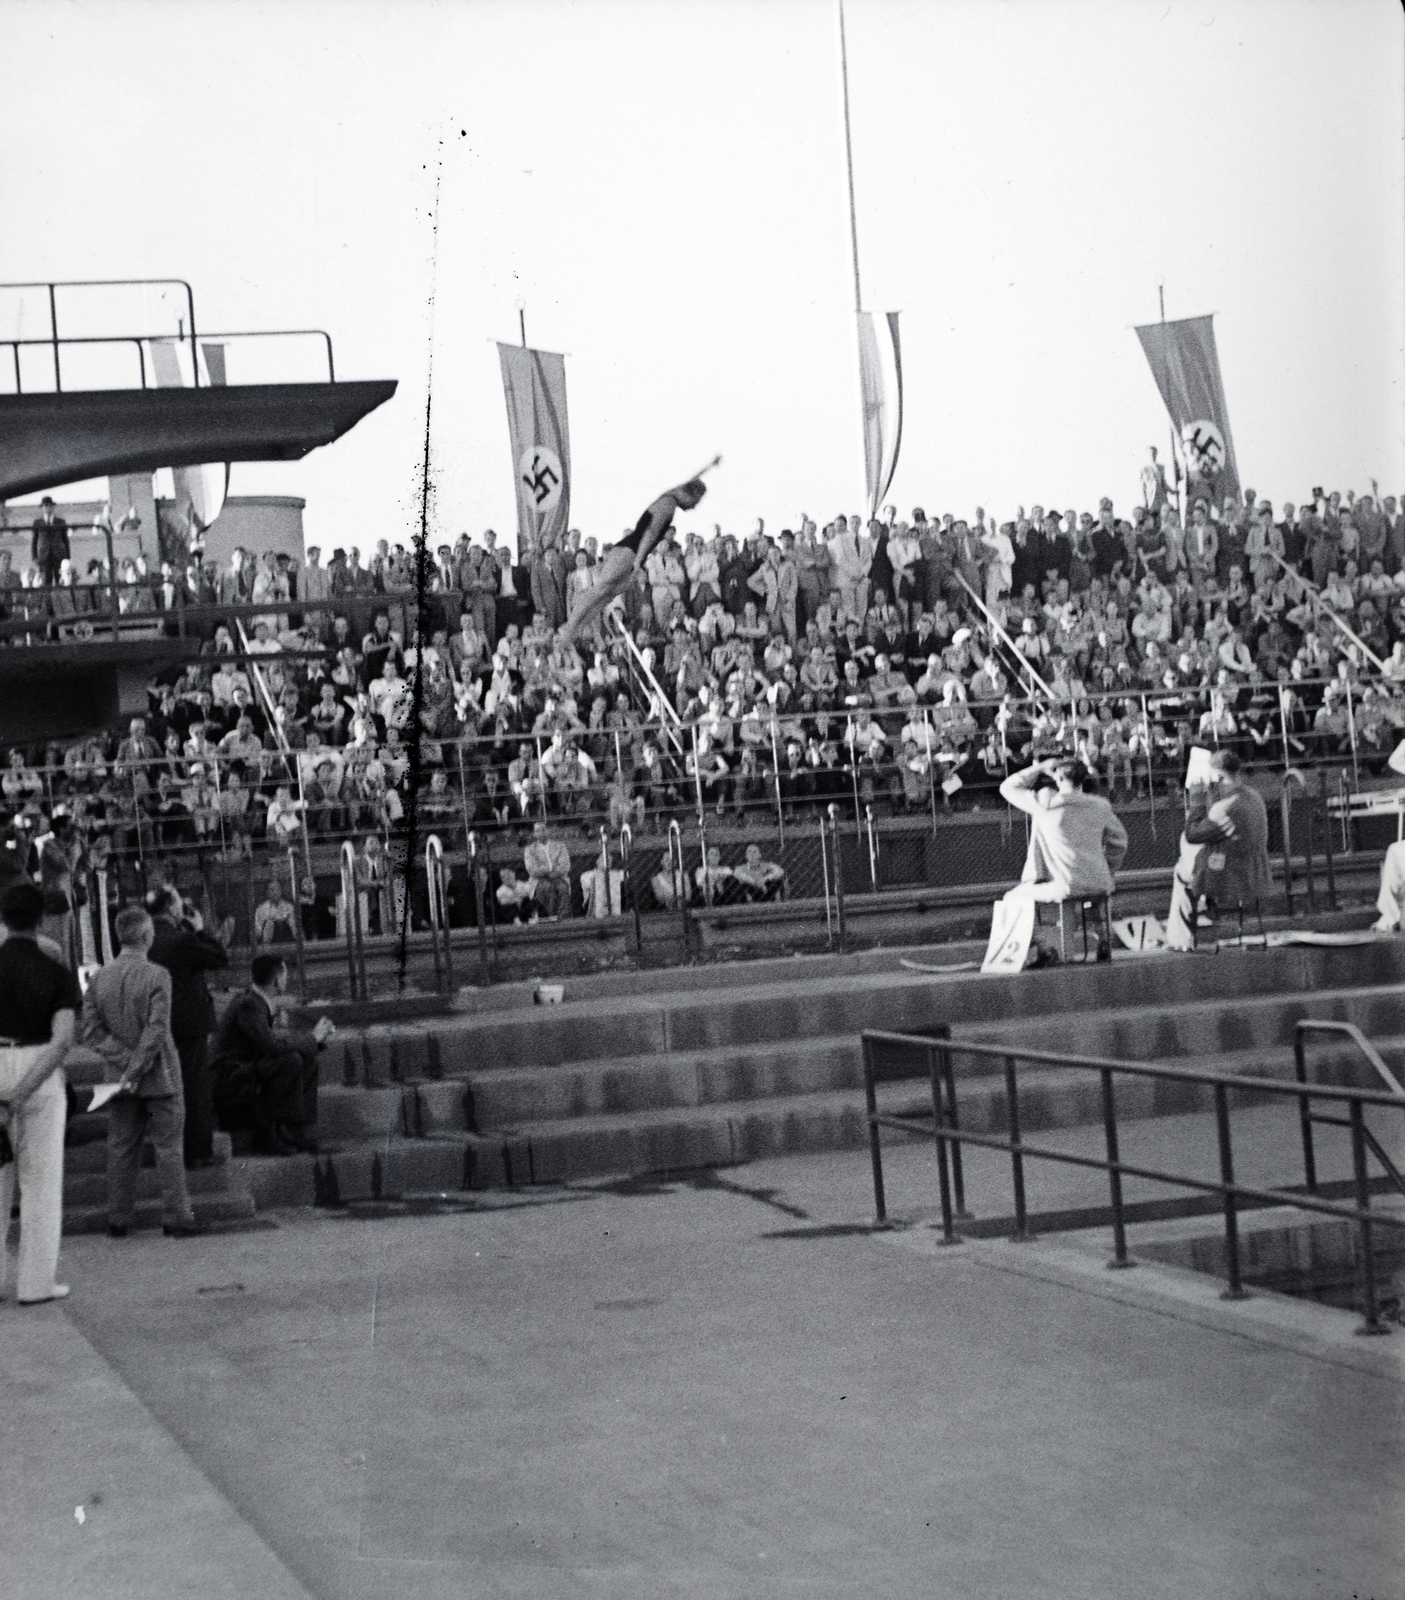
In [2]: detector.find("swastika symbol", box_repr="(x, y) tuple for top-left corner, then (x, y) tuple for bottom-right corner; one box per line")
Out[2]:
(518, 445), (564, 514)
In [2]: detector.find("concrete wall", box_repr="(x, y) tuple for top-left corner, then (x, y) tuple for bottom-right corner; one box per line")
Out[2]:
(1, 482), (305, 575)
(186, 494), (306, 570)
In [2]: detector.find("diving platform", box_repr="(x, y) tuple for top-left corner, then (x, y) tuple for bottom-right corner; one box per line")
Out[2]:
(0, 379), (396, 502)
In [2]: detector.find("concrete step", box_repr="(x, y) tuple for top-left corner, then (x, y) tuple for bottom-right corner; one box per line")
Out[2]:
(480, 1060), (1255, 1186)
(963, 977), (1405, 1063)
(63, 1188), (257, 1236)
(324, 940), (1405, 1084)
(65, 1130), (235, 1173)
(64, 1158), (250, 1209)
(229, 1134), (490, 1212)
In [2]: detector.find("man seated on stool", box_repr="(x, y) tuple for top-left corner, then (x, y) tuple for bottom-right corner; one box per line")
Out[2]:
(209, 953), (334, 1155)
(993, 757), (1128, 966)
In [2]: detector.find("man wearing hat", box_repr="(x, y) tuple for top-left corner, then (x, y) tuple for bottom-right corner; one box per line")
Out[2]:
(31, 496), (70, 587)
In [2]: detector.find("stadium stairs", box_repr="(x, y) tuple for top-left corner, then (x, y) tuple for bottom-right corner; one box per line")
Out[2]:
(54, 908), (1405, 1233)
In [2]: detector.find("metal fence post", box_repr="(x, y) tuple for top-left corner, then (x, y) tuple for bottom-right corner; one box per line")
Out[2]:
(828, 806), (847, 954)
(938, 1040), (970, 1219)
(1004, 1055), (1031, 1240)
(1349, 1100), (1388, 1336)
(1293, 1027), (1318, 1193)
(862, 1035), (887, 1225)
(1213, 1082), (1249, 1299)
(926, 1043), (958, 1245)
(1101, 1068), (1134, 1269)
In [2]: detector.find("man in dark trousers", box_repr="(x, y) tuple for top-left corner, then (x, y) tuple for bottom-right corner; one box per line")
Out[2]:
(209, 953), (334, 1155)
(147, 885), (229, 1169)
(31, 496), (70, 586)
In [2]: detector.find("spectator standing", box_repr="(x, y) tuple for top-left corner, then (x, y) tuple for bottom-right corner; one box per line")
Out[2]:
(82, 906), (201, 1237)
(147, 886), (228, 1169)
(0, 882), (78, 1303)
(31, 497), (70, 586)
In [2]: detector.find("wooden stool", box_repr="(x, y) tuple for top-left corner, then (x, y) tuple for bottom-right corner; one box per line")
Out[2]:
(1036, 894), (1113, 963)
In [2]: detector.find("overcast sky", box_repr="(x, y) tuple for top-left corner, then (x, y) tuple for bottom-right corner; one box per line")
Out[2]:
(2, 0), (1402, 553)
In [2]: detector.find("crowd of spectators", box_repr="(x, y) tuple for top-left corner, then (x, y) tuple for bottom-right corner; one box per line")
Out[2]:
(2, 465), (1403, 930)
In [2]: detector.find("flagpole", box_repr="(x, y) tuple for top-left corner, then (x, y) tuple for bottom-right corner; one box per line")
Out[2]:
(1159, 283), (1181, 518)
(838, 0), (862, 316)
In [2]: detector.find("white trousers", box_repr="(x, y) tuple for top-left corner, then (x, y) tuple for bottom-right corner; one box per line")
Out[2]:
(1374, 840), (1405, 931)
(0, 1048), (66, 1302)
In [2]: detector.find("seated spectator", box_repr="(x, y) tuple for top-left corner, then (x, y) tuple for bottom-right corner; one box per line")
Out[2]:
(694, 845), (740, 907)
(523, 820), (572, 920)
(495, 866), (536, 924)
(251, 876), (297, 945)
(209, 952), (334, 1156)
(732, 843), (785, 902)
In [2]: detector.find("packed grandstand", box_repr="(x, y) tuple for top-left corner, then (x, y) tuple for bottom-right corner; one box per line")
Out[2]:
(2, 478), (1403, 936)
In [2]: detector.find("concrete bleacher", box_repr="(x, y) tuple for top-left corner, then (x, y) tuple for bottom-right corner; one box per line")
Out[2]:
(67, 922), (1401, 1231)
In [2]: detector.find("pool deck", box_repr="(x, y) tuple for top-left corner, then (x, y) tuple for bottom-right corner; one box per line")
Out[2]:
(5, 1110), (1404, 1600)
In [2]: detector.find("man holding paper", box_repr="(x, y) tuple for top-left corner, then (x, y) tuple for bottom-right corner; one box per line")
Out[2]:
(82, 906), (201, 1239)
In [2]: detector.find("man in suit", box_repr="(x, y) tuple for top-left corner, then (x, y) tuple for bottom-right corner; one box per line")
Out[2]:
(31, 496), (70, 586)
(146, 886), (229, 1169)
(209, 953), (334, 1155)
(828, 515), (873, 625)
(82, 906), (201, 1238)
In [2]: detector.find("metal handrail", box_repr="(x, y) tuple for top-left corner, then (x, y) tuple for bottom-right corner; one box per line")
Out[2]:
(620, 822), (643, 953)
(1295, 1020), (1405, 1098)
(610, 612), (685, 757)
(861, 1026), (1405, 1335)
(424, 833), (453, 994)
(0, 277), (198, 393)
(339, 839), (367, 1000)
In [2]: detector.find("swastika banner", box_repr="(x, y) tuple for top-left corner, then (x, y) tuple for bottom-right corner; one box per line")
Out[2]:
(1133, 314), (1240, 506)
(497, 342), (571, 554)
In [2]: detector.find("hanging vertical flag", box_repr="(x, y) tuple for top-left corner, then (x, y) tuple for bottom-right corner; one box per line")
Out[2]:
(1133, 315), (1240, 506)
(497, 343), (571, 553)
(856, 311), (903, 519)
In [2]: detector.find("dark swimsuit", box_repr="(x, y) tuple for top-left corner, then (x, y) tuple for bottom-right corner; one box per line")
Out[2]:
(618, 509), (652, 556)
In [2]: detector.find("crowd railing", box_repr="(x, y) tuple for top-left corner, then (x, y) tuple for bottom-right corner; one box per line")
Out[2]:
(4, 672), (1398, 976)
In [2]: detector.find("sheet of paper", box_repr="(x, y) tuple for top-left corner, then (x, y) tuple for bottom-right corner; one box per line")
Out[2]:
(86, 1083), (126, 1113)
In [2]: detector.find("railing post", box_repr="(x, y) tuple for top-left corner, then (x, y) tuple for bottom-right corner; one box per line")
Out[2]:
(1320, 780), (1337, 909)
(1101, 1068), (1134, 1269)
(287, 846), (308, 1004)
(467, 832), (491, 985)
(621, 824), (643, 956)
(1213, 1082), (1249, 1299)
(1004, 1054), (1031, 1240)
(48, 282), (61, 391)
(1294, 1026), (1318, 1193)
(926, 1043), (958, 1245)
(818, 810), (834, 949)
(938, 1035), (970, 1218)
(828, 805), (847, 954)
(1279, 787), (1294, 918)
(865, 803), (878, 891)
(1349, 1100), (1389, 1336)
(861, 1035), (887, 1226)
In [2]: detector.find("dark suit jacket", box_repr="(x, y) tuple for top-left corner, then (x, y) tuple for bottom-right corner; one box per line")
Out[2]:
(148, 916), (228, 1045)
(211, 988), (318, 1073)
